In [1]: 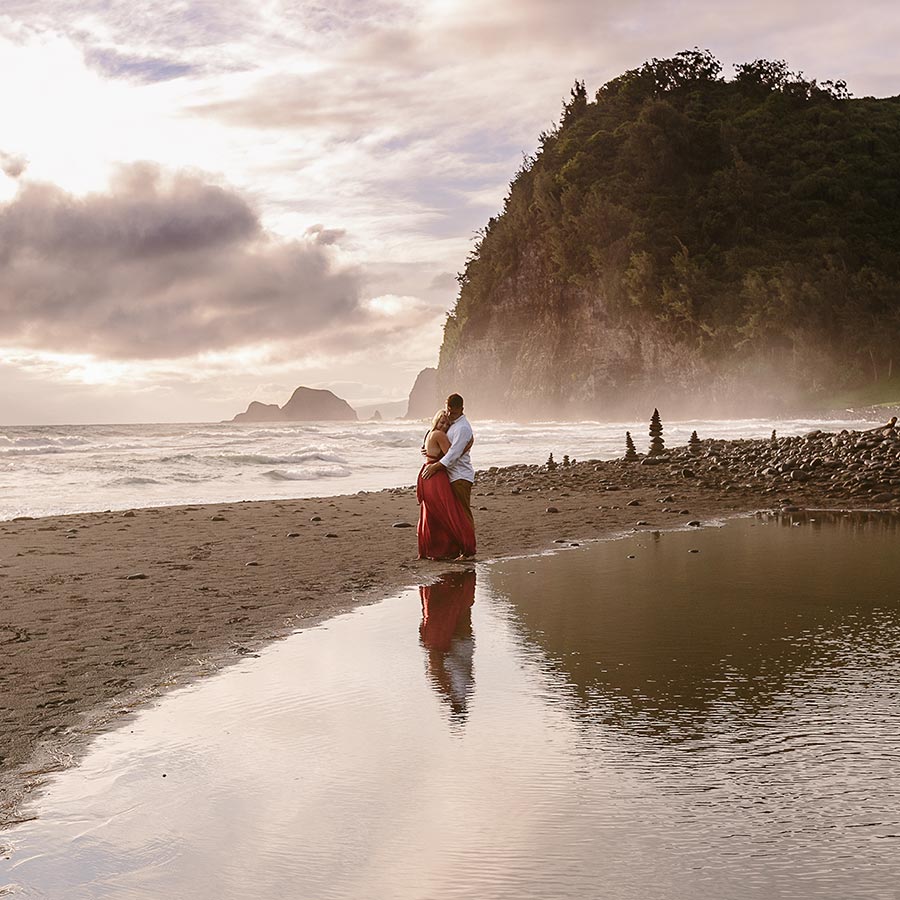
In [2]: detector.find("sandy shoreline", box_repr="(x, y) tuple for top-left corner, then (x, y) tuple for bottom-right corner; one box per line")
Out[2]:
(3, 430), (899, 826)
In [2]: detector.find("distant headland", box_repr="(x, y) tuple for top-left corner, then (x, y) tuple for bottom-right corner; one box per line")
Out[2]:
(435, 50), (900, 420)
(232, 386), (358, 423)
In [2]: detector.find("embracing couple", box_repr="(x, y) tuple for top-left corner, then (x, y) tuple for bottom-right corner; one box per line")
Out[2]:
(416, 393), (476, 560)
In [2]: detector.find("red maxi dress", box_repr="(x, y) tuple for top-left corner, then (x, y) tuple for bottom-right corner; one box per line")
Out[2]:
(416, 456), (476, 560)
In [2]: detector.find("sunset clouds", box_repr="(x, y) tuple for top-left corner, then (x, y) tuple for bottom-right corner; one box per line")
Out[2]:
(0, 164), (361, 358)
(1, 0), (899, 422)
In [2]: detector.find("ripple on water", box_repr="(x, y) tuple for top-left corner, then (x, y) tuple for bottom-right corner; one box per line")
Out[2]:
(2, 515), (900, 899)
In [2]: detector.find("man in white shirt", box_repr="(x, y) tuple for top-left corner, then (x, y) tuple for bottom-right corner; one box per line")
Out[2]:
(421, 393), (475, 530)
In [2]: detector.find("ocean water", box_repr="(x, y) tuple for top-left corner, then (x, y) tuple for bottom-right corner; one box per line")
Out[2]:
(0, 416), (874, 521)
(3, 514), (899, 898)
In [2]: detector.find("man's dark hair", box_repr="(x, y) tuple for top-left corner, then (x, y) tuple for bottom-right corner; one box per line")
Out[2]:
(446, 393), (464, 411)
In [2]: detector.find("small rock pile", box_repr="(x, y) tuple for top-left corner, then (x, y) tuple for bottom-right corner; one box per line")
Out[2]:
(667, 425), (900, 504)
(471, 425), (900, 509)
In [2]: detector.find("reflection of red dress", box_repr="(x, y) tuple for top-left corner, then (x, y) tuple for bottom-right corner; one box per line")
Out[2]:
(416, 456), (477, 560)
(419, 570), (476, 650)
(420, 571), (476, 724)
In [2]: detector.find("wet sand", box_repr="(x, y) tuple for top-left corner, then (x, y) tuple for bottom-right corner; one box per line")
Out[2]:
(2, 435), (899, 825)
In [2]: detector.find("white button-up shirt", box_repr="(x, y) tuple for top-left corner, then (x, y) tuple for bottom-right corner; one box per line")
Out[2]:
(440, 414), (475, 483)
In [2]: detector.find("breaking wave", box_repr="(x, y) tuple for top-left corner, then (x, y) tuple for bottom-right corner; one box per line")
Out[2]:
(261, 467), (352, 481)
(109, 477), (163, 486)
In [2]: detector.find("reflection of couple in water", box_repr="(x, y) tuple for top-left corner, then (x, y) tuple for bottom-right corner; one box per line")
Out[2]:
(416, 393), (476, 561)
(419, 570), (476, 725)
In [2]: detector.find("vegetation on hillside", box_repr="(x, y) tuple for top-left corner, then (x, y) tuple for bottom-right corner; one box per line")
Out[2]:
(443, 50), (900, 396)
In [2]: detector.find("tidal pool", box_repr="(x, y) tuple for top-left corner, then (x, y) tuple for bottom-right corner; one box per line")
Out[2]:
(2, 513), (899, 899)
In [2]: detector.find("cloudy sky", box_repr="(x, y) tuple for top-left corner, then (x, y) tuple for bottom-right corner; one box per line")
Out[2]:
(1, 0), (898, 423)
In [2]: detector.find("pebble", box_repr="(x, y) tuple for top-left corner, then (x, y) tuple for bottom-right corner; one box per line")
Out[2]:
(211, 515), (226, 522)
(688, 520), (701, 527)
(392, 522), (414, 528)
(287, 532), (301, 538)
(545, 507), (559, 513)
(122, 511), (136, 518)
(310, 516), (322, 522)
(125, 573), (147, 580)
(325, 533), (338, 538)
(245, 561), (260, 566)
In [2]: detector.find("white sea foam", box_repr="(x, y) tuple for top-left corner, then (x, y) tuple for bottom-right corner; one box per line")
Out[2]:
(261, 467), (352, 481)
(109, 476), (164, 486)
(0, 415), (877, 520)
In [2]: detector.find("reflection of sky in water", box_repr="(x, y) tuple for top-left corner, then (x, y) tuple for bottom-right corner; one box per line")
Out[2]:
(3, 515), (900, 898)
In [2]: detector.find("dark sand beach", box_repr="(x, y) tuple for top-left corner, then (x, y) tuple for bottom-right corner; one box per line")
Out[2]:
(2, 425), (899, 825)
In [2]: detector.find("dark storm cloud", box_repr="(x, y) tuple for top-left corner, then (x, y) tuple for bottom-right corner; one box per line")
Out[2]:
(0, 164), (362, 359)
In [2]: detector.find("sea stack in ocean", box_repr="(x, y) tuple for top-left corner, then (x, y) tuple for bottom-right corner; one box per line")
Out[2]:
(232, 387), (358, 423)
(234, 401), (283, 423)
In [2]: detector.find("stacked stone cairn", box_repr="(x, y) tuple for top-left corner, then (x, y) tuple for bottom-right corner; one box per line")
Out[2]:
(648, 408), (666, 456)
(624, 431), (639, 461)
(546, 453), (558, 471)
(688, 430), (701, 454)
(465, 417), (900, 511)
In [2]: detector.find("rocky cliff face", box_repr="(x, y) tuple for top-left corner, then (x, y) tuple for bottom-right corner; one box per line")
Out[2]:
(436, 246), (768, 420)
(232, 387), (358, 423)
(404, 367), (439, 419)
(434, 52), (900, 420)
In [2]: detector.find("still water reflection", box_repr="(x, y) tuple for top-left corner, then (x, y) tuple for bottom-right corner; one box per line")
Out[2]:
(2, 514), (899, 899)
(419, 571), (476, 726)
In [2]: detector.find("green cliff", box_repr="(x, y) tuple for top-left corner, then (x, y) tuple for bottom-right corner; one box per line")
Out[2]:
(438, 50), (900, 418)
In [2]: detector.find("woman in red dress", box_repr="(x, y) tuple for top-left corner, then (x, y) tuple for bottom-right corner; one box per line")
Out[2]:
(416, 411), (476, 560)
